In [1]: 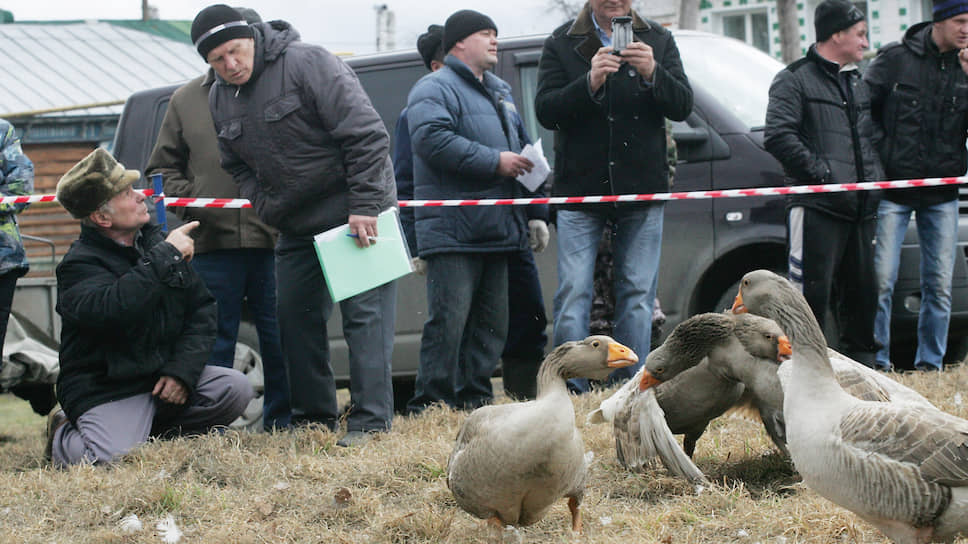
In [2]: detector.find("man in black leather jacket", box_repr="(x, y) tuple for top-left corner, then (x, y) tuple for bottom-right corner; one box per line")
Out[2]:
(765, 0), (884, 365)
(48, 148), (252, 467)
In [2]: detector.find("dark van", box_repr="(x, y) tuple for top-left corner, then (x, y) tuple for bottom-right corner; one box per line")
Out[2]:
(111, 31), (968, 409)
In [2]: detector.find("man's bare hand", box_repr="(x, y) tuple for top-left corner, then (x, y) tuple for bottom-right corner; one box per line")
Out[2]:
(621, 41), (656, 81)
(165, 221), (199, 261)
(589, 46), (622, 93)
(152, 376), (188, 405)
(348, 214), (378, 248)
(960, 48), (968, 76)
(497, 152), (534, 178)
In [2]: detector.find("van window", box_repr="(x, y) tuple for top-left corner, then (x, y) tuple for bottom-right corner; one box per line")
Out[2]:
(356, 64), (427, 155)
(517, 64), (557, 165)
(675, 34), (783, 130)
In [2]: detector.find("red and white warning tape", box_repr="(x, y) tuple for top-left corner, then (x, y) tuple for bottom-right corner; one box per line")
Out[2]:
(6, 177), (966, 208)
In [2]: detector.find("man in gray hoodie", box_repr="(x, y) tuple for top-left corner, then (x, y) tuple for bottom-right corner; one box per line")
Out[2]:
(192, 4), (397, 446)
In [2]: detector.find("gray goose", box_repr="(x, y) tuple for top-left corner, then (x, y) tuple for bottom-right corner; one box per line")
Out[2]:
(447, 336), (637, 534)
(731, 271), (933, 407)
(590, 312), (792, 478)
(734, 269), (968, 544)
(641, 311), (792, 456)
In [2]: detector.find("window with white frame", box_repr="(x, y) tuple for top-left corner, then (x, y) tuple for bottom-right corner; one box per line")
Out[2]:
(721, 10), (770, 54)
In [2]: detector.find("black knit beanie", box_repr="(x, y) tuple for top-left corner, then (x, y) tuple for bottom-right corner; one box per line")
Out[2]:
(232, 7), (262, 25)
(191, 4), (254, 60)
(443, 10), (497, 54)
(417, 24), (444, 71)
(814, 0), (866, 42)
(934, 0), (968, 21)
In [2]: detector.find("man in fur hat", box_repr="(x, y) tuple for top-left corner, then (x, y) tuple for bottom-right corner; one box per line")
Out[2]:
(46, 148), (252, 467)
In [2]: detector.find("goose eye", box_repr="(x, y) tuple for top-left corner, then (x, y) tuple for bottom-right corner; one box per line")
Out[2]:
(655, 366), (664, 375)
(591, 340), (600, 348)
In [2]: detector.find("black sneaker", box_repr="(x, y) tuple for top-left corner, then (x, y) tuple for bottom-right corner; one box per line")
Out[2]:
(914, 362), (942, 372)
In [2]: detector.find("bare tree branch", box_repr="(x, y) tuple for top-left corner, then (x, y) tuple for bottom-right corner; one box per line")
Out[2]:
(679, 0), (700, 29)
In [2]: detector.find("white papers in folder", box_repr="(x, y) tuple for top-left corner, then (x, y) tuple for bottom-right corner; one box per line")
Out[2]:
(515, 138), (551, 193)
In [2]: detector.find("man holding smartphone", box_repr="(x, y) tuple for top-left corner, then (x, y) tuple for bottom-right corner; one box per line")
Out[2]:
(536, 0), (693, 391)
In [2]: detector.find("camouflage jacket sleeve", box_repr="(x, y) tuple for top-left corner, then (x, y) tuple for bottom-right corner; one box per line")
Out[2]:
(0, 119), (34, 215)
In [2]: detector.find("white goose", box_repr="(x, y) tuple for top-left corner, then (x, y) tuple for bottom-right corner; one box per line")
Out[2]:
(734, 269), (968, 544)
(447, 336), (637, 534)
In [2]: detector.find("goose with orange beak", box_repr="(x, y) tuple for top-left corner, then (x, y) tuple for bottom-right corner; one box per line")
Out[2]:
(590, 312), (794, 478)
(447, 336), (636, 535)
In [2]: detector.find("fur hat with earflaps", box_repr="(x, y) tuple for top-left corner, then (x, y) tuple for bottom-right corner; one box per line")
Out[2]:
(56, 148), (141, 219)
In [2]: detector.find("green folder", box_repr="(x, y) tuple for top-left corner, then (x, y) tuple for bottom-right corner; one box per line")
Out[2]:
(313, 207), (413, 302)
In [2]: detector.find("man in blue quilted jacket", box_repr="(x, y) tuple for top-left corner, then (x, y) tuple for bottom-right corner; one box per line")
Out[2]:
(404, 10), (536, 413)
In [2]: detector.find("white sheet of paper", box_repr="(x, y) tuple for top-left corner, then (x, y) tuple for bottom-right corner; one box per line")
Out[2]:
(515, 138), (551, 193)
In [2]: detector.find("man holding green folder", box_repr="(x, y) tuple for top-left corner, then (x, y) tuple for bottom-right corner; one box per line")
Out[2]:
(194, 5), (397, 447)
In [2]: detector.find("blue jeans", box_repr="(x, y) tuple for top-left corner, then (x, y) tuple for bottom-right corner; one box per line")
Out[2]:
(553, 205), (664, 391)
(874, 198), (958, 370)
(407, 252), (509, 413)
(192, 249), (291, 430)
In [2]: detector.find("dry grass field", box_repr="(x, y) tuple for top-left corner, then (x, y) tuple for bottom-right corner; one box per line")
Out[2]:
(1, 366), (967, 543)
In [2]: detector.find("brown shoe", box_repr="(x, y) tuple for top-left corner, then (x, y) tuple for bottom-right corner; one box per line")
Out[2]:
(44, 405), (67, 463)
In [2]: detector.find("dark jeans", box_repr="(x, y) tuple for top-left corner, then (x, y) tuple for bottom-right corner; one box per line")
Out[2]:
(192, 249), (291, 430)
(503, 248), (547, 361)
(501, 249), (547, 398)
(0, 270), (16, 355)
(788, 206), (879, 359)
(275, 235), (396, 432)
(408, 252), (509, 413)
(0, 270), (55, 415)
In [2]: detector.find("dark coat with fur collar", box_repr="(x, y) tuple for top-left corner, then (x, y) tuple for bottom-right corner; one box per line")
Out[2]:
(535, 5), (692, 208)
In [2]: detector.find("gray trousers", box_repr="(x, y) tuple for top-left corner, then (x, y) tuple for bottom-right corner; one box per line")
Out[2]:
(51, 366), (252, 467)
(275, 235), (396, 432)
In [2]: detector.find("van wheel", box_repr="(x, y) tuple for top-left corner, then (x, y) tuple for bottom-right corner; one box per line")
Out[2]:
(712, 268), (786, 315)
(713, 278), (744, 314)
(230, 341), (266, 432)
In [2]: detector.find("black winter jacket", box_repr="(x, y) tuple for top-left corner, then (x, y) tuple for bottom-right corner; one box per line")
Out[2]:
(55, 224), (216, 422)
(211, 21), (396, 239)
(765, 45), (883, 221)
(865, 21), (968, 207)
(535, 6), (692, 209)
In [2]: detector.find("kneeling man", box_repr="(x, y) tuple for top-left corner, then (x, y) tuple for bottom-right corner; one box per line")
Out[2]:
(47, 148), (252, 467)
